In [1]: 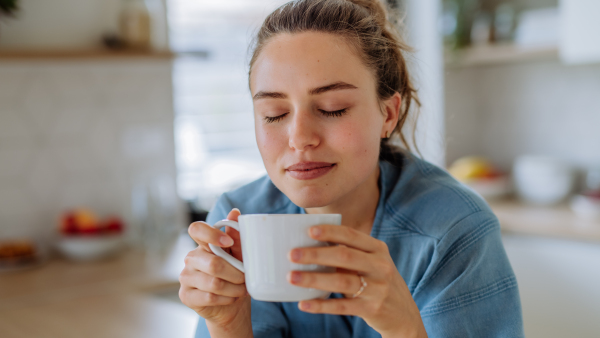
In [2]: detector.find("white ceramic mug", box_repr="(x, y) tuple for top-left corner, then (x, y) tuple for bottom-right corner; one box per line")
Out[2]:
(208, 214), (341, 302)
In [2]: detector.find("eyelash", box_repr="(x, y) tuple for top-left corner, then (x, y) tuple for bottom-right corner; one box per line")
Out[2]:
(263, 108), (348, 124)
(264, 113), (287, 124)
(320, 108), (348, 117)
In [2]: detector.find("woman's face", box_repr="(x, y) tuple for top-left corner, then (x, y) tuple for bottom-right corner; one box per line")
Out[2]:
(250, 32), (397, 208)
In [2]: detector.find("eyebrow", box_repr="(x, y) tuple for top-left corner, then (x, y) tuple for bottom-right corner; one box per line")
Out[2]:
(252, 81), (358, 101)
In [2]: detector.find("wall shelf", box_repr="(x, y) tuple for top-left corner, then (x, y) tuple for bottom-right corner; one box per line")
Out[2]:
(445, 43), (559, 68)
(0, 49), (175, 60)
(490, 199), (600, 243)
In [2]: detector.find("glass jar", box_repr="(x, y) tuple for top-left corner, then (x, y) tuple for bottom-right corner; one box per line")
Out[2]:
(119, 0), (152, 50)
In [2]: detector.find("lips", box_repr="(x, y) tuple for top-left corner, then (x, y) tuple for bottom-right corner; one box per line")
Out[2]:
(286, 162), (336, 180)
(287, 162), (335, 171)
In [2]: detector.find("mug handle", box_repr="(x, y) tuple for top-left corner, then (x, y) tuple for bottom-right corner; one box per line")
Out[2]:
(207, 219), (245, 273)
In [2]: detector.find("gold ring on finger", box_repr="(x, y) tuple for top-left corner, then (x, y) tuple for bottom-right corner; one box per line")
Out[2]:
(352, 275), (367, 298)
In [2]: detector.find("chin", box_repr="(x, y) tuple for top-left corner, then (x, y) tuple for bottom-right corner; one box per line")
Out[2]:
(291, 197), (329, 209)
(290, 196), (331, 209)
(267, 168), (344, 209)
(283, 184), (336, 209)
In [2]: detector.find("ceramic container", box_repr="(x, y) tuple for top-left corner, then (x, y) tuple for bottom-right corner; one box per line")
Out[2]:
(513, 155), (575, 205)
(56, 234), (124, 261)
(209, 214), (341, 302)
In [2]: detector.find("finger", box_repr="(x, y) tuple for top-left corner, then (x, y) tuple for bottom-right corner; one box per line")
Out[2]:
(185, 249), (245, 285)
(180, 271), (247, 298)
(288, 271), (363, 296)
(188, 221), (234, 248)
(179, 287), (236, 309)
(289, 245), (386, 277)
(225, 208), (243, 260)
(308, 225), (385, 253)
(226, 208), (241, 221)
(297, 298), (361, 316)
(337, 267), (358, 274)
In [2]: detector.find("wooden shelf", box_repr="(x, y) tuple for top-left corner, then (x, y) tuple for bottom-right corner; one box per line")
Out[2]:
(490, 199), (600, 242)
(445, 43), (559, 68)
(0, 49), (175, 60)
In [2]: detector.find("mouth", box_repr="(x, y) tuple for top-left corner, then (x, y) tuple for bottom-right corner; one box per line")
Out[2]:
(285, 162), (336, 180)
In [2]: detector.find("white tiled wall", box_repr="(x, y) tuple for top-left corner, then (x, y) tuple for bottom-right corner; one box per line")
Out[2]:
(445, 60), (600, 170)
(0, 59), (184, 243)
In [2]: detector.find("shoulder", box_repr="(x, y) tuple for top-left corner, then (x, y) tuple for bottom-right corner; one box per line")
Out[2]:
(380, 154), (498, 241)
(380, 155), (523, 334)
(206, 175), (294, 224)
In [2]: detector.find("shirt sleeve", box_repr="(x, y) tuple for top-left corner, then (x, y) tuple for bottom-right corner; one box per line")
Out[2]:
(250, 300), (290, 337)
(413, 211), (525, 337)
(194, 194), (290, 338)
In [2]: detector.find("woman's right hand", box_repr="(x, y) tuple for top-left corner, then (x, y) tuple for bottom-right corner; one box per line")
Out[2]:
(179, 208), (252, 331)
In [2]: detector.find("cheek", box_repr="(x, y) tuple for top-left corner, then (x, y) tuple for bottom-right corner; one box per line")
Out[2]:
(256, 125), (284, 167)
(331, 118), (380, 159)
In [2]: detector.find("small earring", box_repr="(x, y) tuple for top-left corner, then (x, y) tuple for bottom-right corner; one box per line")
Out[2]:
(386, 131), (391, 138)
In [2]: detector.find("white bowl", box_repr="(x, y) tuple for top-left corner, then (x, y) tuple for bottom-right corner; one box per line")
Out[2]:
(56, 235), (124, 261)
(514, 156), (575, 205)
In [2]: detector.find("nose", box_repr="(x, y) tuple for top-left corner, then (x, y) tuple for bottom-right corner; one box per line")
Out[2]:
(288, 109), (320, 151)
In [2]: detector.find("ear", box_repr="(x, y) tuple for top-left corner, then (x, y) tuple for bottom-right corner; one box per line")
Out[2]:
(380, 92), (402, 138)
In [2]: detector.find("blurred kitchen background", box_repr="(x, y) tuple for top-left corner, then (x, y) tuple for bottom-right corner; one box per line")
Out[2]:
(0, 0), (598, 337)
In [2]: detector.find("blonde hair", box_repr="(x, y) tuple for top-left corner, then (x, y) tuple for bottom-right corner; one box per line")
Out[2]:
(249, 0), (420, 158)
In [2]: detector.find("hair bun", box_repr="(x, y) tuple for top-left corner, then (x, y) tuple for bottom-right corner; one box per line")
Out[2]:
(348, 0), (388, 18)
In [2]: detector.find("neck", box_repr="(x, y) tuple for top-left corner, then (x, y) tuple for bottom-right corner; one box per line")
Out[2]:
(305, 164), (381, 235)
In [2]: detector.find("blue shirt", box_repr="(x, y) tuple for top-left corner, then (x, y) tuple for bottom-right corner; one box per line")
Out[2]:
(195, 154), (525, 337)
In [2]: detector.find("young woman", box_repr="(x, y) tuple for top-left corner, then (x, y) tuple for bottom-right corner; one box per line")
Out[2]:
(179, 0), (525, 337)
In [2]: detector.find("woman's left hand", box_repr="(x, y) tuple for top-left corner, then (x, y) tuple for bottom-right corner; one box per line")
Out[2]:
(287, 225), (428, 338)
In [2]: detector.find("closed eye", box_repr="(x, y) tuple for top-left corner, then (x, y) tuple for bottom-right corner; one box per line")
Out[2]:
(319, 108), (348, 117)
(264, 112), (288, 124)
(264, 108), (348, 123)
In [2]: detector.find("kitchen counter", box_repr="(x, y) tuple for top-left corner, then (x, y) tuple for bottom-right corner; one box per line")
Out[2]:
(491, 199), (600, 242)
(3, 203), (597, 337)
(0, 234), (199, 338)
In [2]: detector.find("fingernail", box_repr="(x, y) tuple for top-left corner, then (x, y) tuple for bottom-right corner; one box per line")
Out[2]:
(232, 208), (241, 213)
(300, 302), (311, 310)
(291, 249), (302, 261)
(291, 271), (302, 284)
(220, 236), (234, 246)
(310, 227), (321, 237)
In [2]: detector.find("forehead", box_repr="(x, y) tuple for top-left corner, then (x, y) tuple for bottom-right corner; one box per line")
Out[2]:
(249, 32), (375, 94)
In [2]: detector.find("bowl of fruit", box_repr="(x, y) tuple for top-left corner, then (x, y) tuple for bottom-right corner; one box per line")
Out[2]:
(56, 209), (125, 262)
(448, 156), (512, 200)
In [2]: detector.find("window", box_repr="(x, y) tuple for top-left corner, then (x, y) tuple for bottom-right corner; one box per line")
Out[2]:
(168, 0), (288, 210)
